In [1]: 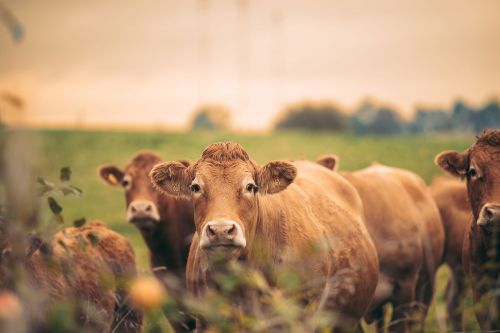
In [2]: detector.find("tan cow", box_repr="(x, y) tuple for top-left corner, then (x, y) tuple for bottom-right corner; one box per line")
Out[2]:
(430, 176), (471, 331)
(435, 129), (500, 330)
(317, 157), (444, 333)
(150, 142), (379, 331)
(0, 221), (142, 333)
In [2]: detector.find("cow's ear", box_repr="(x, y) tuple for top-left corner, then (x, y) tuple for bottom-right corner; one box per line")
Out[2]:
(316, 155), (339, 171)
(177, 160), (191, 167)
(257, 161), (297, 195)
(150, 161), (191, 197)
(98, 165), (125, 186)
(434, 150), (468, 177)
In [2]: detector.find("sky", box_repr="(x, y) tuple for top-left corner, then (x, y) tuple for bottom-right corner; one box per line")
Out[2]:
(1, 0), (499, 130)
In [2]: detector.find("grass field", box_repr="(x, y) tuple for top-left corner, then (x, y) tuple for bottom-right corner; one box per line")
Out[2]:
(30, 129), (478, 331)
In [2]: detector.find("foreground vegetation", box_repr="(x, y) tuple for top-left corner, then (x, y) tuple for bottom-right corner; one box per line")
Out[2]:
(29, 129), (477, 331)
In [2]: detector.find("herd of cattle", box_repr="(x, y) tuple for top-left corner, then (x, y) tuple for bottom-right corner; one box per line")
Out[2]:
(1, 129), (498, 333)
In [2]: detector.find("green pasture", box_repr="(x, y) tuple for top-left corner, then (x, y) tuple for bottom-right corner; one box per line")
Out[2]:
(31, 129), (477, 331)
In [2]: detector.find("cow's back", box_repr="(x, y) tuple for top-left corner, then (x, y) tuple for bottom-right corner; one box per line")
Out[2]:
(342, 168), (423, 287)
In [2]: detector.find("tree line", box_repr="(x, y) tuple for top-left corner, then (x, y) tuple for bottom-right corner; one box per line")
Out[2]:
(192, 98), (500, 134)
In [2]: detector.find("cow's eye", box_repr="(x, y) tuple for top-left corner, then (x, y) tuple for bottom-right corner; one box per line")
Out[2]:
(122, 180), (130, 188)
(467, 167), (477, 179)
(246, 183), (257, 193)
(190, 184), (201, 193)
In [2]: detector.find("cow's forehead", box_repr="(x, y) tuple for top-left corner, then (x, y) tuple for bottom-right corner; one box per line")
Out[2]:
(194, 159), (255, 181)
(470, 143), (500, 165)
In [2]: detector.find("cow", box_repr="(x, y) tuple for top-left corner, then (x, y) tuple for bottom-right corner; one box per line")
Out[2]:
(429, 176), (471, 331)
(0, 221), (142, 333)
(98, 151), (195, 331)
(435, 129), (500, 330)
(317, 157), (444, 333)
(149, 142), (379, 332)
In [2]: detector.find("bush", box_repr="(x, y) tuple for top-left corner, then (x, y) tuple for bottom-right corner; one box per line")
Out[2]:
(190, 104), (232, 131)
(275, 101), (349, 131)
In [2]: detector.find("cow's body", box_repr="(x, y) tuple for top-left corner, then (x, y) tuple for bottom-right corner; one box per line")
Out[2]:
(430, 177), (471, 330)
(435, 129), (500, 330)
(151, 143), (379, 331)
(317, 158), (444, 333)
(3, 221), (141, 333)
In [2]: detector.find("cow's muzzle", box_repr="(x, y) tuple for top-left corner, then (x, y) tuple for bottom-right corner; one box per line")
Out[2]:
(477, 203), (500, 230)
(199, 219), (246, 250)
(127, 200), (160, 225)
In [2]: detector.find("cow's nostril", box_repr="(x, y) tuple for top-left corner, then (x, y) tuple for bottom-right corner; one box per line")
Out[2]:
(227, 224), (236, 236)
(131, 206), (137, 213)
(145, 205), (152, 212)
(207, 225), (216, 237)
(484, 207), (494, 220)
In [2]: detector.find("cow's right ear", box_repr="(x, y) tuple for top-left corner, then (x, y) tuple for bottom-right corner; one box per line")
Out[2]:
(316, 155), (339, 171)
(149, 162), (191, 197)
(177, 160), (191, 167)
(98, 165), (125, 186)
(434, 150), (468, 177)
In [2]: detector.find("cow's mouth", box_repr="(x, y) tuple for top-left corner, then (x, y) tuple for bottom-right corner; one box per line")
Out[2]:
(129, 217), (160, 229)
(202, 243), (245, 251)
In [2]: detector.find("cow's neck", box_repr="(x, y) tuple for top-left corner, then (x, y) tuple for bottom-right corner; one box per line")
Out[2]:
(471, 222), (500, 267)
(141, 222), (183, 272)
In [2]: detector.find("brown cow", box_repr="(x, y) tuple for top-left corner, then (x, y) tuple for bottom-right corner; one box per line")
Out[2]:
(99, 151), (195, 331)
(430, 176), (471, 331)
(99, 152), (194, 278)
(435, 129), (500, 330)
(317, 157), (444, 333)
(0, 221), (142, 333)
(150, 142), (379, 331)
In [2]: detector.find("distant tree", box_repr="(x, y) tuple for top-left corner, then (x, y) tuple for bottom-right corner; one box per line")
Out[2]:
(275, 101), (349, 131)
(410, 109), (451, 133)
(450, 100), (475, 133)
(351, 102), (404, 135)
(190, 104), (232, 131)
(366, 108), (404, 135)
(472, 100), (500, 132)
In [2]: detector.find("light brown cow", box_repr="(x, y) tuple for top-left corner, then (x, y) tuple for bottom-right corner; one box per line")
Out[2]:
(0, 221), (142, 333)
(317, 157), (444, 333)
(430, 176), (471, 331)
(435, 129), (500, 330)
(150, 142), (379, 331)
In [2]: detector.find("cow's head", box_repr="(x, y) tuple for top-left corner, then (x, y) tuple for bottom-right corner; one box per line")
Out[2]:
(435, 129), (500, 230)
(150, 142), (296, 257)
(98, 152), (190, 229)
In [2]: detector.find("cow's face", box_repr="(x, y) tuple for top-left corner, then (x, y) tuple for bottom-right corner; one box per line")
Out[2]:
(150, 142), (296, 257)
(436, 130), (500, 230)
(99, 152), (186, 229)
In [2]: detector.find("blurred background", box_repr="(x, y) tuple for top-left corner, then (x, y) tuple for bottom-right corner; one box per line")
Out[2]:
(1, 0), (500, 132)
(1, 2), (500, 331)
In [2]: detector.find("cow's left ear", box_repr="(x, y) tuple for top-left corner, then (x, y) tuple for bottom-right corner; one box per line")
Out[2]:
(316, 155), (339, 171)
(177, 160), (191, 167)
(434, 150), (468, 177)
(149, 161), (192, 197)
(257, 161), (297, 195)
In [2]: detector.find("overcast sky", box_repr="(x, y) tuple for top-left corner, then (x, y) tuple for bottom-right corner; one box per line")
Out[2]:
(1, 0), (499, 129)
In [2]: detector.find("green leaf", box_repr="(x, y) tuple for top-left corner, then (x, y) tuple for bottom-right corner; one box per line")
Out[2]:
(73, 218), (86, 228)
(37, 177), (55, 196)
(54, 213), (64, 224)
(47, 196), (62, 214)
(87, 232), (101, 246)
(60, 167), (71, 182)
(61, 185), (82, 197)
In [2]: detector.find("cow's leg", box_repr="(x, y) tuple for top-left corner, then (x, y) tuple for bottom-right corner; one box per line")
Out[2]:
(444, 268), (466, 332)
(387, 279), (417, 333)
